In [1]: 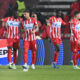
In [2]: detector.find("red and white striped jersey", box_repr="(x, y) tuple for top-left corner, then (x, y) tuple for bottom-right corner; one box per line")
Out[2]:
(2, 17), (22, 39)
(49, 16), (65, 39)
(21, 17), (38, 41)
(70, 18), (80, 41)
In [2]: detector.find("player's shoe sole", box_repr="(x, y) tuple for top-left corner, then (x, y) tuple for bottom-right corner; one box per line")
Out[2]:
(11, 65), (17, 69)
(22, 65), (28, 72)
(73, 66), (80, 69)
(8, 65), (16, 69)
(31, 65), (35, 70)
(52, 63), (59, 69)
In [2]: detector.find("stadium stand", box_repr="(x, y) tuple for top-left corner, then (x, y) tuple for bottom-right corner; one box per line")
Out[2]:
(35, 0), (77, 16)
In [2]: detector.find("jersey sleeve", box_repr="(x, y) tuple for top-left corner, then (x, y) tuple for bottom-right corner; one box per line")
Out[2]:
(61, 18), (66, 25)
(71, 21), (78, 40)
(48, 17), (52, 24)
(33, 19), (38, 26)
(2, 17), (9, 22)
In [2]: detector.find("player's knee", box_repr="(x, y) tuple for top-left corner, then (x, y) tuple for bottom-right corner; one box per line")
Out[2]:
(24, 49), (28, 54)
(55, 45), (60, 52)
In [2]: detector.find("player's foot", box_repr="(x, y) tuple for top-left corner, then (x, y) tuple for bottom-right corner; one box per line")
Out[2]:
(73, 65), (80, 69)
(8, 64), (13, 69)
(31, 64), (35, 70)
(22, 65), (29, 72)
(52, 62), (59, 69)
(8, 65), (12, 69)
(11, 65), (16, 69)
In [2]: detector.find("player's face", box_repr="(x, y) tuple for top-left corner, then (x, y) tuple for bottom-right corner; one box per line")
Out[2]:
(76, 13), (80, 20)
(24, 12), (30, 19)
(32, 14), (37, 20)
(78, 13), (80, 20)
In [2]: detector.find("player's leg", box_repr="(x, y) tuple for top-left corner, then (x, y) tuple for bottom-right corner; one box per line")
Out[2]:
(31, 40), (37, 69)
(52, 44), (60, 69)
(7, 39), (13, 69)
(12, 39), (19, 69)
(71, 40), (80, 69)
(8, 47), (12, 68)
(52, 38), (61, 69)
(23, 40), (29, 71)
(76, 45), (80, 60)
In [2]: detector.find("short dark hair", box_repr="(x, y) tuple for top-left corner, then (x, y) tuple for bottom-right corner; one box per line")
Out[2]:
(74, 11), (80, 17)
(24, 9), (30, 13)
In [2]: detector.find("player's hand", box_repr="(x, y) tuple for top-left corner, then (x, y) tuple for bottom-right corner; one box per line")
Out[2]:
(78, 40), (80, 45)
(31, 30), (35, 34)
(36, 36), (42, 40)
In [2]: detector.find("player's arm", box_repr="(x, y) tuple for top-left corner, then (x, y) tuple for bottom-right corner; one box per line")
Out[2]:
(20, 22), (25, 34)
(32, 24), (39, 34)
(47, 18), (52, 26)
(71, 23), (78, 40)
(72, 28), (78, 40)
(62, 19), (66, 26)
(0, 19), (6, 26)
(32, 19), (39, 34)
(0, 18), (9, 27)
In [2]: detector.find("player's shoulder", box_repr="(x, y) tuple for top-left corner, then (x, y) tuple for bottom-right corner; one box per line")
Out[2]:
(30, 17), (35, 20)
(57, 17), (63, 21)
(18, 17), (23, 21)
(49, 16), (56, 19)
(4, 17), (11, 19)
(37, 20), (41, 24)
(2, 17), (12, 22)
(70, 18), (75, 23)
(70, 18), (77, 26)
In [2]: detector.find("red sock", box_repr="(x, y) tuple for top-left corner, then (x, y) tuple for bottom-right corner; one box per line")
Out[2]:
(13, 51), (17, 64)
(53, 51), (59, 64)
(24, 49), (28, 64)
(76, 53), (80, 60)
(32, 51), (36, 64)
(73, 53), (77, 66)
(8, 49), (12, 63)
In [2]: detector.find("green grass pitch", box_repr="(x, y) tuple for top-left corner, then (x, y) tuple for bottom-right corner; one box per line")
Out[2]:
(0, 65), (80, 80)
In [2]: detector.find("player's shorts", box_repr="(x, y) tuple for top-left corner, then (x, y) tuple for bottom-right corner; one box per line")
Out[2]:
(70, 40), (79, 53)
(7, 38), (19, 49)
(52, 38), (61, 46)
(23, 40), (37, 51)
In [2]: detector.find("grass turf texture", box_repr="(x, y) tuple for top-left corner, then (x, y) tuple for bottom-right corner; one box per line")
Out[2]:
(0, 65), (80, 80)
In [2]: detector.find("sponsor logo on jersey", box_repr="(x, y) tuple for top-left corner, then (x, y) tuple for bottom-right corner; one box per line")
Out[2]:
(52, 22), (61, 28)
(24, 24), (34, 30)
(7, 21), (20, 27)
